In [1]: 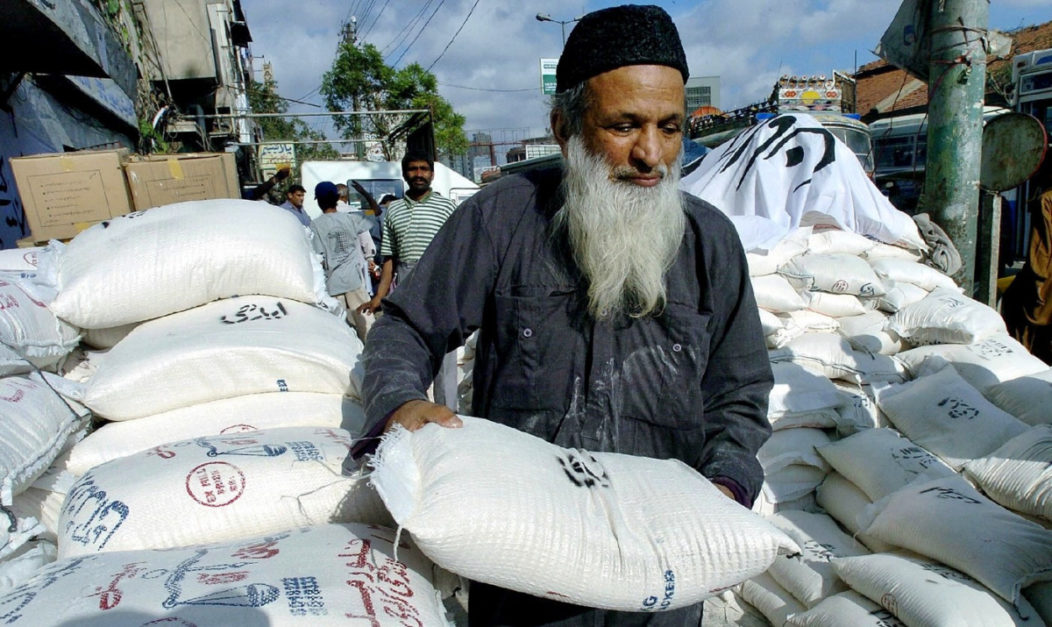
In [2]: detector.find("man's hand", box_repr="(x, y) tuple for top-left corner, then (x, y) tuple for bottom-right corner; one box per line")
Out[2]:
(274, 166), (291, 182)
(713, 484), (735, 500)
(385, 399), (462, 433)
(357, 297), (381, 315)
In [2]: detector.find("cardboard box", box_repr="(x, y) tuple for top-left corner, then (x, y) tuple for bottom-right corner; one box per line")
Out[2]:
(123, 152), (240, 210)
(10, 149), (132, 242)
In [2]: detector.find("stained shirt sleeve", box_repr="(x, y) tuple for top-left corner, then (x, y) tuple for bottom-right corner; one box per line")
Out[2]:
(358, 193), (500, 445)
(694, 212), (773, 507)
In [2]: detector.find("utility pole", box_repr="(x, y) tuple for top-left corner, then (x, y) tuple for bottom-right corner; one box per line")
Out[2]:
(340, 16), (363, 158)
(922, 0), (989, 293)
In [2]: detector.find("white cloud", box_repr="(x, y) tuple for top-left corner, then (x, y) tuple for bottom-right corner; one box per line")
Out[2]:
(239, 0), (1047, 141)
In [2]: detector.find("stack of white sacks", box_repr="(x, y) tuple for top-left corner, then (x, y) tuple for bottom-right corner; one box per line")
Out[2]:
(2, 190), (1051, 625)
(0, 200), (454, 625)
(737, 224), (1052, 626)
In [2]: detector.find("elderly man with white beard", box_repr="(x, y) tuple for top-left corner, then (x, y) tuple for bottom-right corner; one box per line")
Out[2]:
(355, 5), (772, 625)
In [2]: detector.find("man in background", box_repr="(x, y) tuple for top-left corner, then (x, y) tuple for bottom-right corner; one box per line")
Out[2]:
(358, 153), (459, 409)
(279, 184), (311, 227)
(310, 181), (376, 340)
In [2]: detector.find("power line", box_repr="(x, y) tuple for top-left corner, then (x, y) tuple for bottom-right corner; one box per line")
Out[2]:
(382, 0), (435, 55)
(391, 0), (445, 67)
(427, 0), (480, 72)
(360, 0), (390, 42)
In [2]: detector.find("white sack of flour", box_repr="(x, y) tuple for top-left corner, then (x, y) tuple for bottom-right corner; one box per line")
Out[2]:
(45, 200), (332, 328)
(983, 368), (1052, 426)
(80, 296), (362, 420)
(57, 427), (391, 558)
(832, 550), (1043, 627)
(875, 363), (1029, 469)
(859, 473), (1052, 605)
(766, 510), (870, 608)
(816, 427), (955, 501)
(67, 393), (364, 475)
(0, 524), (448, 626)
(369, 417), (800, 612)
(964, 425), (1052, 522)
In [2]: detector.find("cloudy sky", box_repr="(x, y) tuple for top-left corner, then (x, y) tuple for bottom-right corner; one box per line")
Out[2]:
(240, 0), (1048, 148)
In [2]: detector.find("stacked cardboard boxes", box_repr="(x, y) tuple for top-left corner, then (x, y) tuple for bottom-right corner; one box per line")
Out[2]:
(11, 150), (239, 243)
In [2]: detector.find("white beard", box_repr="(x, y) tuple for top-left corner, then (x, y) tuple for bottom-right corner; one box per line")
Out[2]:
(555, 135), (686, 320)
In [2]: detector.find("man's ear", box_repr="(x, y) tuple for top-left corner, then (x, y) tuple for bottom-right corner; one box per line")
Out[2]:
(551, 110), (570, 153)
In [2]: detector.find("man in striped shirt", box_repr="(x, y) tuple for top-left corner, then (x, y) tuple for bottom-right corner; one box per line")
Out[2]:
(359, 151), (459, 407)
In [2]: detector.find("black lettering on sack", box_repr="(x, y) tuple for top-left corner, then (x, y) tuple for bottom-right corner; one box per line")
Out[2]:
(220, 302), (289, 325)
(936, 397), (980, 420)
(918, 486), (982, 505)
(557, 452), (610, 489)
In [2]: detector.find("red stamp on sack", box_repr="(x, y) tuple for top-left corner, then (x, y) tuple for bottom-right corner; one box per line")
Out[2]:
(185, 461), (246, 507)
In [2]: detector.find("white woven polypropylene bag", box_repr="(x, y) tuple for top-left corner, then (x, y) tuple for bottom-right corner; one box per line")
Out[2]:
(816, 427), (955, 501)
(897, 334), (1049, 392)
(785, 590), (902, 626)
(889, 287), (1008, 346)
(66, 393), (364, 475)
(57, 427), (391, 558)
(875, 364), (1029, 470)
(831, 381), (889, 434)
(739, 572), (806, 627)
(779, 253), (887, 297)
(832, 551), (1043, 627)
(766, 510), (870, 608)
(769, 332), (907, 384)
(48, 200), (325, 329)
(768, 363), (843, 431)
(0, 276), (79, 368)
(983, 368), (1052, 426)
(814, 472), (895, 553)
(964, 425), (1052, 522)
(81, 296), (362, 420)
(0, 541), (55, 597)
(0, 374), (89, 507)
(368, 417), (800, 612)
(873, 279), (930, 314)
(752, 273), (808, 313)
(858, 473), (1052, 605)
(868, 257), (959, 292)
(0, 524), (449, 626)
(805, 292), (867, 318)
(807, 228), (878, 256)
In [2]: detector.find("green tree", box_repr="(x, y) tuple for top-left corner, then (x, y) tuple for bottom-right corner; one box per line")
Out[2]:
(321, 42), (468, 160)
(247, 77), (339, 178)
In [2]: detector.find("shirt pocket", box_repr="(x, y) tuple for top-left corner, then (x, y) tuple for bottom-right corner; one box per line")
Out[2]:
(619, 306), (712, 430)
(491, 288), (578, 411)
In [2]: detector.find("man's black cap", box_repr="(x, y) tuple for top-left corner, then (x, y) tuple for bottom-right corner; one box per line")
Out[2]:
(556, 4), (689, 93)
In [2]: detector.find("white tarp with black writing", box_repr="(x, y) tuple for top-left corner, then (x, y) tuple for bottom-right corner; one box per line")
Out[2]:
(680, 113), (926, 253)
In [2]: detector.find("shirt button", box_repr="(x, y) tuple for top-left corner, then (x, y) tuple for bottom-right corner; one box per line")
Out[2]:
(672, 343), (682, 353)
(522, 328), (533, 338)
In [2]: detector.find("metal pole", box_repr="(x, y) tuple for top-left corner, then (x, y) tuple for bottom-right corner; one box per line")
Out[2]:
(923, 0), (989, 293)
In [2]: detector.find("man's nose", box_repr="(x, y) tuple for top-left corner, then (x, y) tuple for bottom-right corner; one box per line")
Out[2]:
(631, 127), (662, 170)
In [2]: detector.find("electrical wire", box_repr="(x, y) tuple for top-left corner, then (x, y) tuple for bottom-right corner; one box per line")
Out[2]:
(427, 0), (480, 72)
(382, 0), (436, 55)
(391, 0), (445, 67)
(360, 0), (390, 42)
